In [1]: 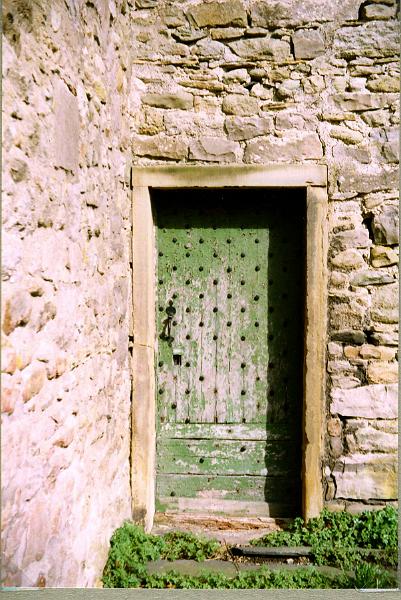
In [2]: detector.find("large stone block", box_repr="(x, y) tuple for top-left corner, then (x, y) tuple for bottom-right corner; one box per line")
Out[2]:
(133, 134), (188, 160)
(372, 206), (399, 246)
(331, 383), (398, 418)
(330, 249), (366, 271)
(371, 283), (399, 324)
(224, 116), (273, 140)
(334, 22), (399, 59)
(338, 167), (399, 194)
(188, 1), (247, 28)
(244, 132), (323, 162)
(228, 37), (291, 61)
(222, 94), (259, 116)
(141, 92), (193, 110)
(367, 361), (398, 384)
(329, 300), (367, 330)
(371, 245), (398, 268)
(333, 454), (398, 500)
(331, 92), (395, 112)
(251, 0), (360, 26)
(331, 229), (371, 251)
(53, 79), (80, 173)
(292, 29), (325, 59)
(188, 137), (239, 162)
(350, 270), (395, 286)
(353, 426), (398, 453)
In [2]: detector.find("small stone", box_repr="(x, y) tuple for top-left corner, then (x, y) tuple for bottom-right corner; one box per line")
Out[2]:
(370, 331), (398, 346)
(1, 374), (20, 415)
(164, 8), (187, 28)
(275, 112), (318, 131)
(188, 137), (239, 162)
(367, 361), (398, 384)
(141, 92), (193, 110)
(2, 291), (32, 335)
(21, 362), (47, 402)
(223, 69), (251, 84)
(53, 79), (80, 173)
(344, 346), (360, 360)
(222, 94), (259, 116)
(225, 116), (273, 141)
(210, 28), (245, 40)
(359, 344), (396, 360)
(292, 29), (325, 60)
(136, 0), (157, 7)
(371, 283), (398, 324)
(328, 417), (342, 437)
(350, 270), (394, 286)
(251, 83), (274, 100)
(330, 301), (367, 331)
(10, 158), (29, 183)
(331, 375), (362, 389)
(361, 3), (396, 20)
(172, 27), (207, 43)
(330, 436), (343, 458)
(133, 134), (188, 160)
(188, 1), (247, 28)
(372, 206), (399, 246)
(331, 249), (366, 271)
(361, 109), (391, 127)
(138, 108), (165, 136)
(331, 229), (371, 251)
(371, 245), (398, 268)
(367, 74), (400, 93)
(330, 126), (364, 145)
(244, 132), (323, 163)
(330, 271), (349, 288)
(228, 38), (291, 61)
(382, 128), (399, 163)
(331, 330), (366, 344)
(331, 383), (398, 418)
(191, 38), (227, 59)
(328, 342), (343, 358)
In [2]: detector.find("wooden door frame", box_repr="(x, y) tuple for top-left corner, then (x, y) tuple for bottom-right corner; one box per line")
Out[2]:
(130, 165), (328, 531)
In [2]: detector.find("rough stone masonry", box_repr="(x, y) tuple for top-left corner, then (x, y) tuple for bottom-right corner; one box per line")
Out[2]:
(2, 0), (399, 588)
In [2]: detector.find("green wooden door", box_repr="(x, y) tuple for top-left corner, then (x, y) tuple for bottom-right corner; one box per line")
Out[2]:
(153, 188), (305, 518)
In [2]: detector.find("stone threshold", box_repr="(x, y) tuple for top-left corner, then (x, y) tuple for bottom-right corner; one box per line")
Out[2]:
(146, 558), (350, 580)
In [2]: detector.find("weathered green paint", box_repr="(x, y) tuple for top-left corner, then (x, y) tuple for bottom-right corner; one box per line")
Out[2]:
(153, 189), (305, 517)
(157, 474), (297, 503)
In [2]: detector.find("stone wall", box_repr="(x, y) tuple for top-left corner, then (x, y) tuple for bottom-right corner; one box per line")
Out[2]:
(2, 0), (135, 587)
(1, 0), (399, 589)
(129, 0), (399, 512)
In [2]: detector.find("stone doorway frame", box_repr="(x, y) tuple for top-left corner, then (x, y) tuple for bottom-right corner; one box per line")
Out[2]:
(130, 164), (328, 531)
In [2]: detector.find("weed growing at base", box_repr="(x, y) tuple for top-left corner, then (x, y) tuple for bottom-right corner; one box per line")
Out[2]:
(102, 507), (398, 589)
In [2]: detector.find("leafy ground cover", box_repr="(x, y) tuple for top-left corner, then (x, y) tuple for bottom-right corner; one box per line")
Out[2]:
(102, 507), (399, 589)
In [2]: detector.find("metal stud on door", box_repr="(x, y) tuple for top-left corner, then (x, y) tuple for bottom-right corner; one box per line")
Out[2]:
(153, 188), (305, 518)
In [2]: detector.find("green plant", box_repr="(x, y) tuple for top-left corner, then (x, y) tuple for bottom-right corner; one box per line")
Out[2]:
(160, 531), (221, 561)
(250, 507), (398, 570)
(102, 509), (398, 589)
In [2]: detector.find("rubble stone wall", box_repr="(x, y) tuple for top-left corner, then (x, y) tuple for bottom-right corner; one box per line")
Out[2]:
(129, 0), (399, 513)
(2, 0), (135, 588)
(1, 0), (399, 589)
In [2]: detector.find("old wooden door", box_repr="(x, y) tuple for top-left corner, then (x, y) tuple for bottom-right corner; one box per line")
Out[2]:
(152, 188), (305, 518)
